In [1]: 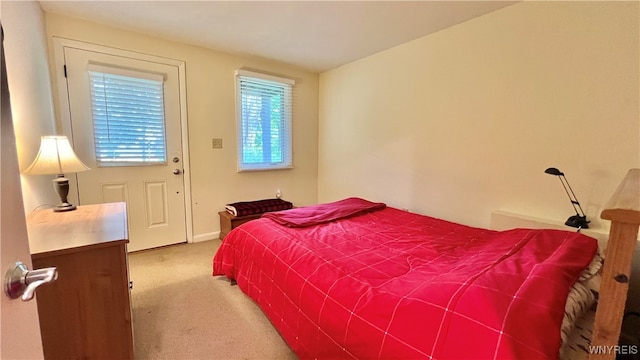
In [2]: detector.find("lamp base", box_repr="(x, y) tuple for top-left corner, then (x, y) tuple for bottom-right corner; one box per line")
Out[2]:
(52, 176), (77, 212)
(53, 203), (77, 212)
(565, 215), (590, 229)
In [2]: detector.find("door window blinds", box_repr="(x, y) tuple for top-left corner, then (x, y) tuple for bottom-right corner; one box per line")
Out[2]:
(88, 65), (167, 166)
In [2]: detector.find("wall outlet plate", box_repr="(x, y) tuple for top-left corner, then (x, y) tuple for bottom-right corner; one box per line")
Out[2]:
(212, 138), (223, 149)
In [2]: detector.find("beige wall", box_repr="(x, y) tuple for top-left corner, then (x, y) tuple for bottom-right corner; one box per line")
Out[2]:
(319, 1), (640, 231)
(2, 1), (59, 213)
(44, 13), (319, 240)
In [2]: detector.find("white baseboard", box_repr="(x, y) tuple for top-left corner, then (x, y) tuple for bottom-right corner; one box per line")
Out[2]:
(192, 232), (219, 243)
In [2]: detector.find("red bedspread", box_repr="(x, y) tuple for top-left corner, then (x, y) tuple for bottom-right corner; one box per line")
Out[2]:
(262, 197), (386, 227)
(213, 201), (597, 359)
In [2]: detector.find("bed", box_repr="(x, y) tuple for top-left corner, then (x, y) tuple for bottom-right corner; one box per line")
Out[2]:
(213, 197), (603, 359)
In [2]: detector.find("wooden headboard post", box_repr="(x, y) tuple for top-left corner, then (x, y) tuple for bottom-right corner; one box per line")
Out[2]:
(589, 168), (640, 360)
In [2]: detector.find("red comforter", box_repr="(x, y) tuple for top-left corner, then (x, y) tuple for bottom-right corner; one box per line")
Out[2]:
(213, 199), (597, 359)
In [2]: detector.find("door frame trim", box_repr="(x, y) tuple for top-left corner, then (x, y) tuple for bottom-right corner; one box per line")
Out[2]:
(51, 37), (194, 244)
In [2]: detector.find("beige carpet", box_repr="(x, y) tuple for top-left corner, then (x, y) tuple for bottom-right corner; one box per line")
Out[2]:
(128, 240), (297, 360)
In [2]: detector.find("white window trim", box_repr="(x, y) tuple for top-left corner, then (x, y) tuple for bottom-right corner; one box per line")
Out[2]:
(236, 69), (295, 86)
(235, 69), (294, 172)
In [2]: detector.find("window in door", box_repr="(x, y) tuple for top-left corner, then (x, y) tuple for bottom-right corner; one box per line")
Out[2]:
(88, 64), (167, 166)
(235, 69), (294, 171)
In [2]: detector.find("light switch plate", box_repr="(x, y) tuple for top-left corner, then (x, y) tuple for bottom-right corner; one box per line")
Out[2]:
(212, 138), (223, 149)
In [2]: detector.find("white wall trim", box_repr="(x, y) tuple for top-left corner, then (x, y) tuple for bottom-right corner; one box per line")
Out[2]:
(193, 232), (219, 243)
(51, 37), (194, 243)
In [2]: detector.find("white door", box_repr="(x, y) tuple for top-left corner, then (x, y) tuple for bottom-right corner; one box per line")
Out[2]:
(0, 33), (44, 359)
(62, 47), (186, 252)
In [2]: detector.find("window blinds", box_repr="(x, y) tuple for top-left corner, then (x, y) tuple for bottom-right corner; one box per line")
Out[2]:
(88, 66), (167, 166)
(236, 70), (294, 171)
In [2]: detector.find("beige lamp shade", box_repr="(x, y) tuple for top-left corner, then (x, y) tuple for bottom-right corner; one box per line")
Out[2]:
(23, 136), (90, 175)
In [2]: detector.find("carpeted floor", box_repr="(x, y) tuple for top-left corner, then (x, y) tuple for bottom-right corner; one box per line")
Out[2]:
(128, 240), (297, 360)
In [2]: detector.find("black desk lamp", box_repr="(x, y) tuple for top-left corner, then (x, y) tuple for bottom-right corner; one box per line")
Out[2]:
(544, 167), (590, 229)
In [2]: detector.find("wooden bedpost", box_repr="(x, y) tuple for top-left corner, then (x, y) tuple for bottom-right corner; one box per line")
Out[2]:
(589, 168), (640, 360)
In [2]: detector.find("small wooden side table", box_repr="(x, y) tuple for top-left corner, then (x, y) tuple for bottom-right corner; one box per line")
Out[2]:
(218, 211), (263, 240)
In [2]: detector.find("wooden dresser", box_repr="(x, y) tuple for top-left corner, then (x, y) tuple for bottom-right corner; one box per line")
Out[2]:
(27, 202), (134, 359)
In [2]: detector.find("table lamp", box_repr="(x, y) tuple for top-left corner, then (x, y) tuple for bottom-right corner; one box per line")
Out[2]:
(544, 167), (590, 229)
(23, 135), (90, 212)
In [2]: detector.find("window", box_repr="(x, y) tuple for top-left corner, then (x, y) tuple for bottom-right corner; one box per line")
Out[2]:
(88, 64), (167, 166)
(236, 70), (294, 171)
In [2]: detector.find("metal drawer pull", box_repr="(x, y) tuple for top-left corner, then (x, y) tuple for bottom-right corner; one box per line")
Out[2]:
(4, 262), (58, 301)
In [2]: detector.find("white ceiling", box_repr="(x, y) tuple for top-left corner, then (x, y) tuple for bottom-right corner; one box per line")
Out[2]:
(39, 1), (516, 73)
